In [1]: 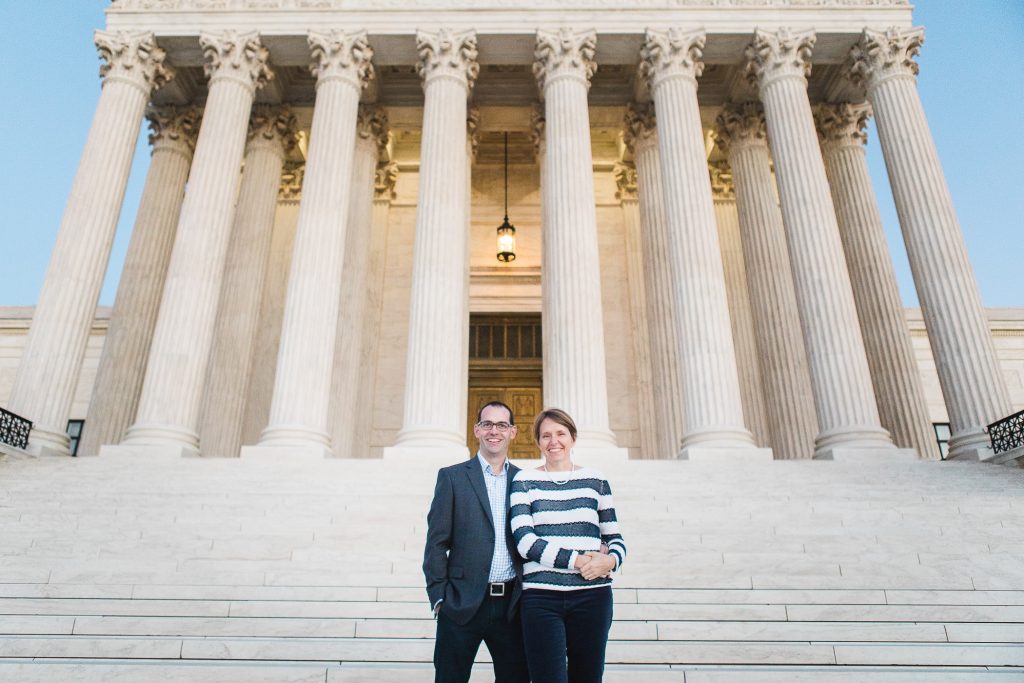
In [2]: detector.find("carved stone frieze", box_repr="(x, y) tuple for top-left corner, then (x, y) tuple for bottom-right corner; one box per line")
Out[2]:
(846, 26), (924, 91)
(111, 0), (910, 9)
(278, 161), (305, 201)
(308, 30), (375, 90)
(622, 101), (656, 153)
(708, 159), (735, 199)
(713, 101), (766, 155)
(638, 28), (706, 90)
(356, 105), (390, 157)
(533, 28), (597, 92)
(415, 29), (479, 89)
(613, 161), (638, 202)
(814, 101), (871, 146)
(744, 27), (816, 89)
(145, 104), (202, 154)
(248, 104), (300, 155)
(200, 30), (274, 91)
(375, 160), (399, 200)
(94, 30), (174, 92)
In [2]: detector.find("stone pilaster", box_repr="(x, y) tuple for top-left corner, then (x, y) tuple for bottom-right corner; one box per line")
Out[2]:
(9, 31), (172, 456)
(624, 103), (686, 459)
(745, 28), (906, 460)
(78, 105), (198, 457)
(253, 31), (374, 457)
(534, 28), (617, 449)
(847, 27), (1011, 461)
(121, 30), (272, 456)
(389, 29), (477, 455)
(200, 105), (298, 457)
(640, 28), (765, 459)
(815, 101), (936, 459)
(330, 106), (387, 458)
(715, 102), (818, 460)
(614, 161), (657, 459)
(709, 161), (770, 448)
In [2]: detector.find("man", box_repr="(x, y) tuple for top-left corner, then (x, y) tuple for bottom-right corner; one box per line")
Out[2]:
(423, 401), (531, 683)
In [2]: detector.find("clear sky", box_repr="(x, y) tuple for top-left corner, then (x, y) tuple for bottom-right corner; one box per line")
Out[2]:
(0, 1), (1021, 307)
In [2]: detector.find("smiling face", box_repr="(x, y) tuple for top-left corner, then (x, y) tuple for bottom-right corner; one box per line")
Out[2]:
(537, 417), (576, 470)
(473, 404), (517, 461)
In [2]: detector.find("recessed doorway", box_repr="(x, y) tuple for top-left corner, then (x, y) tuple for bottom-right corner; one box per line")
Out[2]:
(467, 313), (542, 460)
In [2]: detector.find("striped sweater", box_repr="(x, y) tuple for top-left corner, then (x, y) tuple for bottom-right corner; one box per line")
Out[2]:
(510, 467), (626, 591)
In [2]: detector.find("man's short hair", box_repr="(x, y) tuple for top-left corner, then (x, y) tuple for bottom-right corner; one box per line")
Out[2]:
(476, 400), (515, 425)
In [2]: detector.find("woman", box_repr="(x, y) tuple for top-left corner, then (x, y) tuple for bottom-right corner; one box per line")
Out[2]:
(510, 408), (627, 683)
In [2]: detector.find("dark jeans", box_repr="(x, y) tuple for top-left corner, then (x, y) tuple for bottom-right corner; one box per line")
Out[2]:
(520, 587), (614, 683)
(434, 592), (530, 683)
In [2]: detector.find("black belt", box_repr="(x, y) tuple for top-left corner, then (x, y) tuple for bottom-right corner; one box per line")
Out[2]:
(488, 580), (515, 597)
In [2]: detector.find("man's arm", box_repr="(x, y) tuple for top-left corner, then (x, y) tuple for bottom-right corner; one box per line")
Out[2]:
(423, 469), (454, 612)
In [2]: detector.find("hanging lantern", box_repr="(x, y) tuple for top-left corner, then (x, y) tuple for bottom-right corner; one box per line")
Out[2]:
(496, 132), (517, 263)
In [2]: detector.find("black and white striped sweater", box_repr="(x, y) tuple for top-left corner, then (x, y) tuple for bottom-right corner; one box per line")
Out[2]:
(510, 467), (626, 591)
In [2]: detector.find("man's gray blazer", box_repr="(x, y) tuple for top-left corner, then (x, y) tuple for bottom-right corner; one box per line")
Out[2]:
(423, 457), (523, 626)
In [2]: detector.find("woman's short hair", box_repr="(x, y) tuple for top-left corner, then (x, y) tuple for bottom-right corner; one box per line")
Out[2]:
(532, 408), (578, 443)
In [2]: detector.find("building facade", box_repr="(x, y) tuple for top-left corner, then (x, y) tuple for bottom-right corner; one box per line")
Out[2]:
(3, 0), (1019, 462)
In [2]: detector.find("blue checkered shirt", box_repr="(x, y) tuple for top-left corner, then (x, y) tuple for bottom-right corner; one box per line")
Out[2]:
(478, 454), (516, 583)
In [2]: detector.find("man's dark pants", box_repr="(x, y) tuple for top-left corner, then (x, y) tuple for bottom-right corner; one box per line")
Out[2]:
(434, 585), (530, 683)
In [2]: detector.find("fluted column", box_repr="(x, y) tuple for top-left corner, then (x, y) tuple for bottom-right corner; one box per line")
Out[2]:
(391, 29), (477, 453)
(614, 162), (657, 458)
(709, 162), (770, 447)
(200, 106), (298, 457)
(121, 31), (272, 456)
(745, 28), (905, 459)
(330, 106), (387, 458)
(8, 31), (172, 456)
(251, 32), (373, 456)
(640, 28), (765, 458)
(847, 27), (1011, 460)
(534, 28), (616, 448)
(815, 102), (936, 458)
(624, 103), (686, 459)
(715, 102), (818, 460)
(79, 105), (198, 457)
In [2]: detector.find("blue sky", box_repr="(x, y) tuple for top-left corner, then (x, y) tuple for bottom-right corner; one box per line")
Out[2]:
(1, 1), (1021, 307)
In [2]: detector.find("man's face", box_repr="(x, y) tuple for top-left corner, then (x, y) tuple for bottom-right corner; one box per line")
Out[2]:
(473, 405), (518, 460)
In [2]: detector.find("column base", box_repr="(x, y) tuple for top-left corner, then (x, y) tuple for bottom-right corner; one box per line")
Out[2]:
(382, 445), (471, 467)
(393, 426), (467, 449)
(257, 424), (332, 451)
(813, 446), (917, 461)
(947, 428), (997, 462)
(100, 443), (200, 458)
(240, 444), (332, 460)
(122, 422), (200, 452)
(813, 424), (896, 454)
(24, 426), (72, 457)
(678, 446), (774, 462)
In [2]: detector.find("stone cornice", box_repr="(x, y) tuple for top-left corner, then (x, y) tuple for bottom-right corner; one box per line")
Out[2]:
(111, 0), (910, 9)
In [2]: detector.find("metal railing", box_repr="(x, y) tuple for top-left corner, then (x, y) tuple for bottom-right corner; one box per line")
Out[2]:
(0, 407), (32, 450)
(987, 409), (1024, 455)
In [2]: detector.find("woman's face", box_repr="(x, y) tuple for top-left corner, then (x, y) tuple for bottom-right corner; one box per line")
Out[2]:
(538, 417), (575, 467)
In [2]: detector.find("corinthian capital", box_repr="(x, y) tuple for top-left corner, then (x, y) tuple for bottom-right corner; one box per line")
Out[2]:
(416, 29), (479, 90)
(744, 28), (816, 90)
(309, 31), (375, 91)
(467, 106), (481, 160)
(248, 105), (300, 156)
(375, 160), (399, 201)
(146, 104), (201, 156)
(279, 161), (304, 202)
(356, 105), (390, 157)
(638, 28), (705, 92)
(708, 160), (735, 200)
(533, 28), (597, 93)
(94, 30), (174, 93)
(814, 102), (871, 147)
(613, 162), (638, 202)
(713, 101), (766, 155)
(200, 30), (273, 93)
(846, 26), (924, 92)
(623, 101), (657, 154)
(530, 102), (545, 156)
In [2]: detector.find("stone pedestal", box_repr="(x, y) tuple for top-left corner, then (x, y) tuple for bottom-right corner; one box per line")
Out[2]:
(8, 31), (172, 456)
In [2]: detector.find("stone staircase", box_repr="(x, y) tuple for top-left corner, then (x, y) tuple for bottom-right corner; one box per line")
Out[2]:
(1, 450), (1023, 681)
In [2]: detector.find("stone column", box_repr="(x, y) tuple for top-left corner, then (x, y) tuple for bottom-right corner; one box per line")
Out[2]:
(847, 27), (1011, 461)
(709, 161), (770, 448)
(251, 31), (374, 457)
(639, 28), (766, 459)
(614, 162), (657, 459)
(714, 102), (818, 460)
(8, 31), (172, 456)
(624, 103), (686, 459)
(389, 29), (477, 456)
(199, 106), (298, 457)
(815, 102), (936, 459)
(78, 105), (198, 457)
(120, 31), (272, 456)
(745, 28), (909, 460)
(534, 28), (616, 449)
(330, 106), (387, 458)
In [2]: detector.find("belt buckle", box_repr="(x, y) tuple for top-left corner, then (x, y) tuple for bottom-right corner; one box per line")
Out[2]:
(489, 582), (506, 597)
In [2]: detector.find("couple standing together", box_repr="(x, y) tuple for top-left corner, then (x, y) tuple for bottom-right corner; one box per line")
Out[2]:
(423, 402), (628, 683)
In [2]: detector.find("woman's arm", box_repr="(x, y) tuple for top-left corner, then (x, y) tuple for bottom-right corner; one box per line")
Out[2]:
(598, 477), (627, 570)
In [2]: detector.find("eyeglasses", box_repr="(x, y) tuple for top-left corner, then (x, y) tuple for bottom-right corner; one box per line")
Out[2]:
(476, 421), (513, 432)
